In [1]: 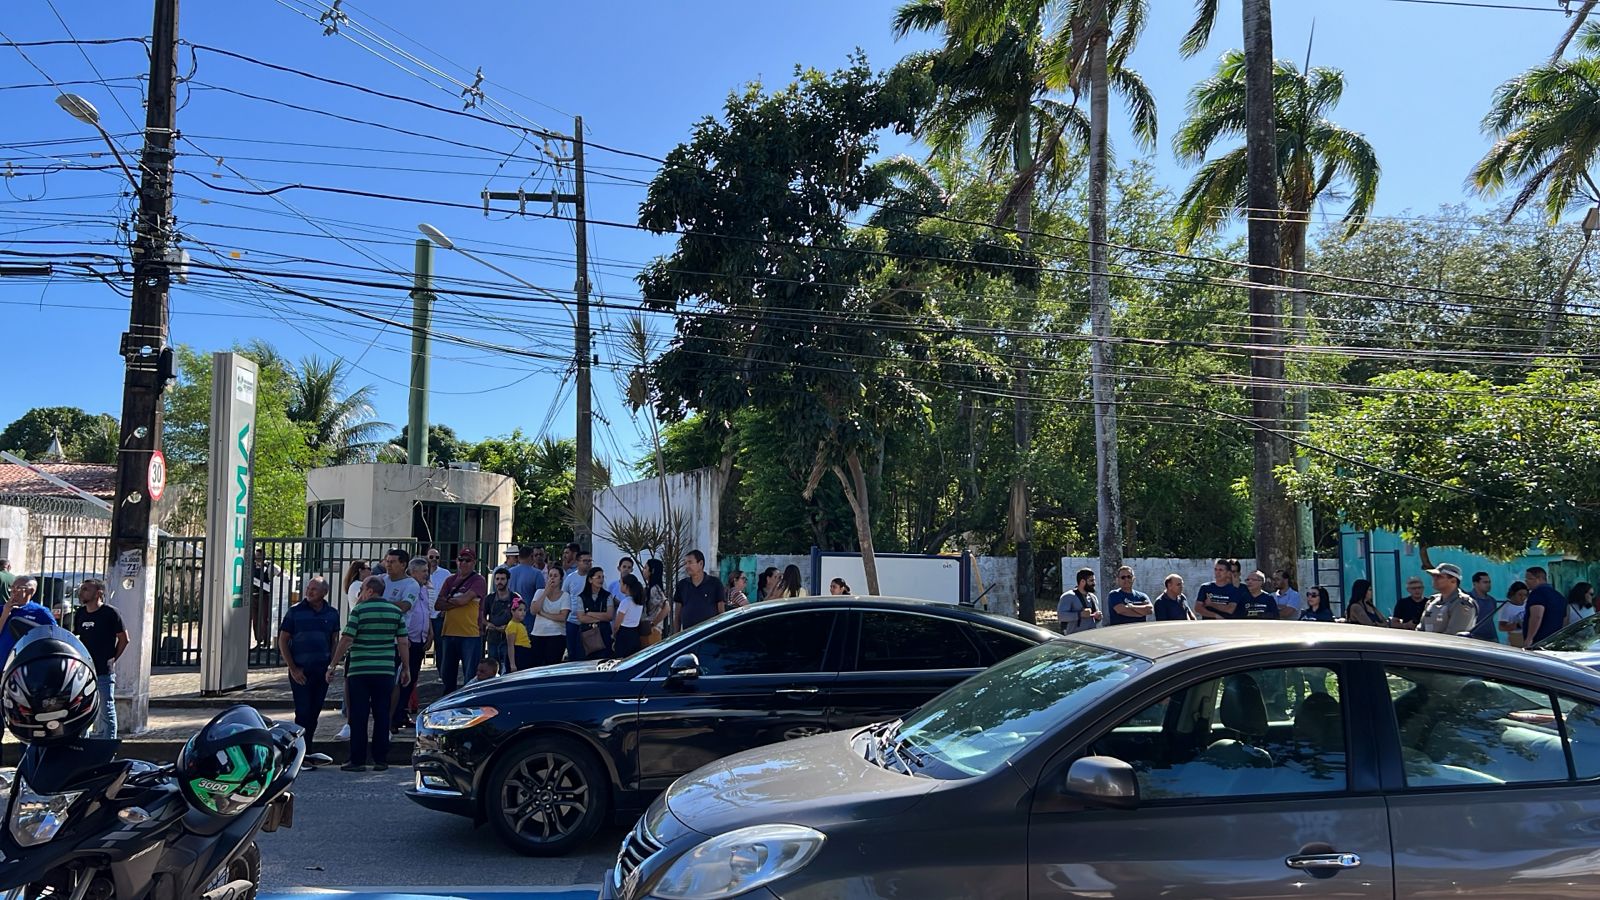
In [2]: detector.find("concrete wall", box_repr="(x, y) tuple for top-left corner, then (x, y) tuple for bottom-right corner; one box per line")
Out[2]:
(592, 468), (721, 577)
(305, 463), (515, 544)
(1340, 527), (1576, 616)
(0, 505), (111, 576)
(0, 506), (27, 572)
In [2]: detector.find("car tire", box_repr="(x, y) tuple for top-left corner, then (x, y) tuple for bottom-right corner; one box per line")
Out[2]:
(485, 734), (610, 856)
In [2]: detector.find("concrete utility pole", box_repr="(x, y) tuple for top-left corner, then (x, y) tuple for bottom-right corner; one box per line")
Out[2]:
(408, 238), (434, 467)
(107, 0), (180, 735)
(481, 115), (591, 544)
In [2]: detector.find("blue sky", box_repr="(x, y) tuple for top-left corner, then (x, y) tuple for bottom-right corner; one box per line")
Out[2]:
(0, 0), (1569, 472)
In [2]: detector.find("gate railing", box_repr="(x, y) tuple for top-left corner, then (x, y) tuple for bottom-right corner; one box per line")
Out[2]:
(248, 537), (421, 667)
(35, 534), (111, 629)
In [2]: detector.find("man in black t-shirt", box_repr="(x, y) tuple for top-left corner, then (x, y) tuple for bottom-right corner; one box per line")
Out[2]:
(672, 549), (726, 633)
(71, 579), (127, 738)
(1195, 558), (1243, 619)
(1392, 576), (1427, 630)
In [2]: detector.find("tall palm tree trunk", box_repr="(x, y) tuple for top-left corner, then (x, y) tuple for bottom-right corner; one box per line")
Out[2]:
(1010, 108), (1037, 624)
(1087, 0), (1123, 592)
(1287, 210), (1314, 561)
(1244, 0), (1296, 579)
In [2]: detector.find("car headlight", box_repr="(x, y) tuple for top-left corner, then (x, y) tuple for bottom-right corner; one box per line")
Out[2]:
(419, 706), (498, 731)
(652, 824), (825, 900)
(10, 776), (81, 847)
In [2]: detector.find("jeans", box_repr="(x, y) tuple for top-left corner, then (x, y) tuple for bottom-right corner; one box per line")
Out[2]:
(288, 665), (329, 739)
(392, 639), (427, 724)
(345, 673), (394, 767)
(430, 616), (444, 669)
(565, 621), (613, 661)
(486, 628), (509, 672)
(438, 635), (484, 694)
(96, 673), (117, 739)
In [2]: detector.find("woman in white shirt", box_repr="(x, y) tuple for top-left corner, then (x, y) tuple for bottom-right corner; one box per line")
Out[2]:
(341, 560), (372, 609)
(530, 562), (571, 665)
(613, 574), (647, 657)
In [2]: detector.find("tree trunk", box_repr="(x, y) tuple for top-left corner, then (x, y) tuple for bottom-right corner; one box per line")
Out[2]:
(835, 450), (880, 595)
(1243, 0), (1296, 581)
(1087, 0), (1123, 595)
(1286, 212), (1312, 561)
(1009, 105), (1037, 625)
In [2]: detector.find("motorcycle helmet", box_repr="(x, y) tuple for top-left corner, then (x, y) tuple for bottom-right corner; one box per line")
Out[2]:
(1, 625), (99, 744)
(176, 705), (280, 817)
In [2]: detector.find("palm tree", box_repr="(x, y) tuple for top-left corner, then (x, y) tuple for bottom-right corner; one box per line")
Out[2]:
(287, 356), (391, 465)
(894, 0), (1155, 622)
(1173, 52), (1380, 279)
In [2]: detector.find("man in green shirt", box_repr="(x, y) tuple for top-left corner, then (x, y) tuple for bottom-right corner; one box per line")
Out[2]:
(0, 559), (14, 595)
(330, 575), (411, 772)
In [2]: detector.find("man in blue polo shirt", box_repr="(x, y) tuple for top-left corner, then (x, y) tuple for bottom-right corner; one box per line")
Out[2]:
(1522, 566), (1569, 646)
(0, 576), (57, 665)
(1105, 566), (1155, 625)
(1195, 558), (1243, 619)
(277, 577), (341, 753)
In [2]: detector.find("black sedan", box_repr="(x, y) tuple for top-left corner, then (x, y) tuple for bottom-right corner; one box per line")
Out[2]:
(406, 596), (1055, 855)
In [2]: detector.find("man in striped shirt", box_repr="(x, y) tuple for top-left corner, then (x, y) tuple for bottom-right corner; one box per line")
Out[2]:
(330, 575), (411, 772)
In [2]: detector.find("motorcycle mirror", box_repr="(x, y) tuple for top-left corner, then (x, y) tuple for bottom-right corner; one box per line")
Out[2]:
(305, 753), (333, 767)
(104, 762), (132, 799)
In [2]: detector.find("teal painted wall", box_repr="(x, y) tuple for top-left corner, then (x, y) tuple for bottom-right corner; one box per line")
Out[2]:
(1339, 527), (1589, 616)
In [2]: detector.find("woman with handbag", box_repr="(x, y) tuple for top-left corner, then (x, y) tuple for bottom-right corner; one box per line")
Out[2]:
(642, 559), (669, 647)
(570, 567), (615, 660)
(614, 574), (648, 657)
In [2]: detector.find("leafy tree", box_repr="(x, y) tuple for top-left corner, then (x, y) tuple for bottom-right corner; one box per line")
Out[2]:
(465, 431), (577, 544)
(0, 407), (118, 463)
(1284, 367), (1600, 560)
(385, 424), (468, 467)
(162, 345), (322, 538)
(639, 56), (955, 593)
(286, 356), (390, 465)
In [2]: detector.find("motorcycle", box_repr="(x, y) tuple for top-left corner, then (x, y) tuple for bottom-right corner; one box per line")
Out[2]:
(0, 716), (332, 900)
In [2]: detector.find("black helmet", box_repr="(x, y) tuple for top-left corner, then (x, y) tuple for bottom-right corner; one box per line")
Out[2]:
(176, 706), (280, 817)
(1, 625), (98, 744)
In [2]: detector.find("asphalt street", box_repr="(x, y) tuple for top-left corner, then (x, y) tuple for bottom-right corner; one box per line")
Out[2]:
(257, 766), (625, 896)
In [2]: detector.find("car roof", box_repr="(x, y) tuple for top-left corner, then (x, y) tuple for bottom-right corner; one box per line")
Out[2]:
(744, 595), (1056, 639)
(1068, 621), (1600, 685)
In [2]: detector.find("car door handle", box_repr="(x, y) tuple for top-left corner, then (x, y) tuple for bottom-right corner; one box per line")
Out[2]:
(776, 687), (819, 695)
(1285, 853), (1361, 871)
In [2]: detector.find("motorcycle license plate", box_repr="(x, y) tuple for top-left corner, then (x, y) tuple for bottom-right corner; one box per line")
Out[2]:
(262, 792), (295, 832)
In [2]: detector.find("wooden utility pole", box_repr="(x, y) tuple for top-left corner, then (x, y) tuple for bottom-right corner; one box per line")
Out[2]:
(1243, 0), (1296, 577)
(482, 115), (591, 544)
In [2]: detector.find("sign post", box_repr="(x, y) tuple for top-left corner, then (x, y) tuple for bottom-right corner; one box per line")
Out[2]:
(201, 352), (257, 694)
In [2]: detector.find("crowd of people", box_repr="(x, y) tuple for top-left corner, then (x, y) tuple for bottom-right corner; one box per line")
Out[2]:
(1056, 558), (1596, 648)
(277, 543), (849, 772)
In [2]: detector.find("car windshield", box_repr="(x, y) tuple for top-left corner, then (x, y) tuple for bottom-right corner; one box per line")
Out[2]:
(892, 640), (1148, 778)
(1537, 614), (1600, 652)
(621, 605), (762, 674)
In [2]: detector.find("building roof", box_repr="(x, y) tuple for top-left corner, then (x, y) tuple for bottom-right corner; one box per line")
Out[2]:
(0, 462), (117, 500)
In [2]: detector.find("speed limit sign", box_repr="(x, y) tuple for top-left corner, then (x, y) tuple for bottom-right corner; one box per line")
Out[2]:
(147, 449), (167, 502)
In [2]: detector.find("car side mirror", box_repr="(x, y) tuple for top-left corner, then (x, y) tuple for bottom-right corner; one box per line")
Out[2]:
(666, 654), (701, 687)
(1064, 756), (1139, 810)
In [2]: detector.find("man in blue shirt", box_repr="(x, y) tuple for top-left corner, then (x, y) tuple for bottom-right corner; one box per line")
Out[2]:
(1195, 558), (1243, 619)
(0, 576), (58, 665)
(1154, 574), (1194, 621)
(1522, 566), (1568, 646)
(506, 545), (546, 602)
(277, 577), (341, 750)
(1233, 570), (1281, 620)
(1105, 566), (1154, 625)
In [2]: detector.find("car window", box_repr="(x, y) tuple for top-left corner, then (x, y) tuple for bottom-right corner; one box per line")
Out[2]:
(854, 611), (981, 672)
(1558, 696), (1600, 779)
(1089, 665), (1348, 801)
(1386, 666), (1567, 788)
(970, 625), (1038, 663)
(1538, 615), (1600, 651)
(682, 611), (838, 677)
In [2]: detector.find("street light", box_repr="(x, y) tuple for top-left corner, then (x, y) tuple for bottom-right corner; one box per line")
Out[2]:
(416, 222), (575, 320)
(54, 92), (139, 190)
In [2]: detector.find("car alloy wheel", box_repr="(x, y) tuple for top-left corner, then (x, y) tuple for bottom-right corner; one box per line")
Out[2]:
(487, 735), (609, 856)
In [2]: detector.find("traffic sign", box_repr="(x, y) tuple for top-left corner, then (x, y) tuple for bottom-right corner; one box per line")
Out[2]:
(147, 449), (167, 502)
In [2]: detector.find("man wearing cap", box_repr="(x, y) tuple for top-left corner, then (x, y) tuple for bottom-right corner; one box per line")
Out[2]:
(1420, 563), (1479, 635)
(436, 548), (487, 694)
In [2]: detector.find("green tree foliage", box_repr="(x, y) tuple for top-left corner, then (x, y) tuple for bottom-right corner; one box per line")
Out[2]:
(162, 345), (323, 538)
(286, 356), (391, 465)
(385, 424), (469, 467)
(465, 431), (578, 544)
(0, 407), (118, 463)
(1284, 367), (1600, 559)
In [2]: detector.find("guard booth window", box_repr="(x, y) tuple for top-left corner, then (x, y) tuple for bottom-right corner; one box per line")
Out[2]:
(413, 501), (499, 560)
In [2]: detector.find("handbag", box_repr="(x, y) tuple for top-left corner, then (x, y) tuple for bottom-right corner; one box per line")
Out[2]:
(580, 624), (607, 657)
(639, 627), (661, 648)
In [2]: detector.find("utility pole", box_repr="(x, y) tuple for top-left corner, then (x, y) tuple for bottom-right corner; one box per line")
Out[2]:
(408, 238), (434, 467)
(481, 115), (591, 544)
(107, 0), (180, 735)
(1243, 0), (1296, 579)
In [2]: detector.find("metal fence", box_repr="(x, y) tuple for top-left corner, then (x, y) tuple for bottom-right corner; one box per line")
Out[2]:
(249, 537), (425, 667)
(153, 537), (205, 666)
(34, 534), (111, 630)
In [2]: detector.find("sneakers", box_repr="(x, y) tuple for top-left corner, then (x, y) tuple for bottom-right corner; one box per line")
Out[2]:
(340, 763), (366, 772)
(336, 724), (351, 740)
(373, 763), (390, 772)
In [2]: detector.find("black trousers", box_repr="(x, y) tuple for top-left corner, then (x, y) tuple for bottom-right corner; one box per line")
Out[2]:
(288, 665), (329, 738)
(346, 673), (394, 767)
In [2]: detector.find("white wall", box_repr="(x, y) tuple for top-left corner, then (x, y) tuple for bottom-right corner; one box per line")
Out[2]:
(0, 506), (28, 572)
(305, 463), (515, 544)
(592, 468), (721, 576)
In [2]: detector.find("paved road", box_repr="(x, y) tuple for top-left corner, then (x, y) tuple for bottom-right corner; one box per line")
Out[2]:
(258, 766), (623, 894)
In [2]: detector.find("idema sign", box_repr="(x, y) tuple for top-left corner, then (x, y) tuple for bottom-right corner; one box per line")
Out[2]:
(202, 352), (258, 693)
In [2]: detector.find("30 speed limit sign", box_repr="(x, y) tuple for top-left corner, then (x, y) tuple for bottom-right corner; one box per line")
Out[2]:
(147, 449), (167, 502)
